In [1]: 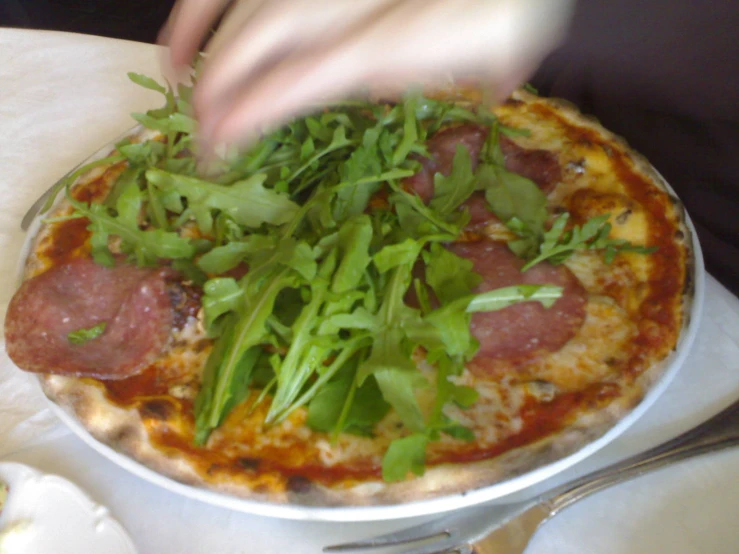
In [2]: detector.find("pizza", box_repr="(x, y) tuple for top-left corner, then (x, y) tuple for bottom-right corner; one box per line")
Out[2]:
(3, 76), (696, 508)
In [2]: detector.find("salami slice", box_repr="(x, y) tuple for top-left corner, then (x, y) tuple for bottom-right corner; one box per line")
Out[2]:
(402, 124), (561, 227)
(462, 192), (497, 227)
(448, 240), (586, 367)
(499, 135), (561, 193)
(4, 257), (174, 380)
(403, 124), (487, 204)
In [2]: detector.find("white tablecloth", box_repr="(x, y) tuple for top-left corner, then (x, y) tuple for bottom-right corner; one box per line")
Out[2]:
(1, 28), (739, 554)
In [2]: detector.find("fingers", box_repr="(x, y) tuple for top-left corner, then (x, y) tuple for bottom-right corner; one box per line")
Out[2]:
(163, 0), (239, 68)
(200, 39), (368, 145)
(194, 0), (397, 121)
(194, 0), (307, 113)
(171, 0), (575, 146)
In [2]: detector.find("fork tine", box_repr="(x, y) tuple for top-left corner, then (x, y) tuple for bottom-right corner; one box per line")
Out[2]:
(324, 534), (469, 554)
(387, 544), (474, 554)
(323, 515), (464, 552)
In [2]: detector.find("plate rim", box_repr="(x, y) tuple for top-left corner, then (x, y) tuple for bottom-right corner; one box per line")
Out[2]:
(17, 119), (706, 522)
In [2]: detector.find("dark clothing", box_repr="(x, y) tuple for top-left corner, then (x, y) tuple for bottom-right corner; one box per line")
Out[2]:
(0, 0), (175, 44)
(533, 0), (739, 295)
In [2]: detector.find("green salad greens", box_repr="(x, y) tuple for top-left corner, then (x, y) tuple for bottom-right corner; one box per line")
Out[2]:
(49, 73), (652, 481)
(67, 323), (107, 345)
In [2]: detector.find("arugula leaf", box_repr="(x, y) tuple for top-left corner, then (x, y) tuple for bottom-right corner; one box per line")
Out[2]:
(67, 322), (107, 345)
(146, 169), (299, 234)
(285, 335), (373, 418)
(430, 145), (476, 214)
(522, 213), (657, 270)
(425, 350), (476, 436)
(423, 243), (481, 304)
(68, 185), (195, 267)
(332, 215), (373, 293)
(421, 305), (475, 358)
(264, 258), (334, 423)
(195, 267), (297, 440)
(132, 112), (197, 135)
(201, 278), (244, 332)
(332, 127), (384, 221)
(482, 120), (505, 167)
(117, 140), (167, 167)
(357, 266), (428, 433)
(440, 422), (476, 441)
(373, 361), (429, 433)
(307, 367), (389, 436)
(288, 124), (353, 193)
(196, 242), (251, 275)
(196, 234), (277, 274)
(195, 337), (263, 445)
(479, 165), (548, 248)
(391, 95), (419, 166)
(373, 239), (422, 274)
(197, 240), (317, 436)
(127, 72), (167, 94)
(465, 284), (563, 312)
(387, 181), (465, 237)
(382, 433), (428, 482)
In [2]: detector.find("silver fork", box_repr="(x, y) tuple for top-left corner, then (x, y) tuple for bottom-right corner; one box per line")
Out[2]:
(325, 398), (739, 554)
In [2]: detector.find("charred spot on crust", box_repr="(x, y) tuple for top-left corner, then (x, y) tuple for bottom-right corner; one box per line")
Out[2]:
(237, 457), (262, 471)
(112, 425), (135, 445)
(140, 398), (173, 421)
(287, 475), (312, 494)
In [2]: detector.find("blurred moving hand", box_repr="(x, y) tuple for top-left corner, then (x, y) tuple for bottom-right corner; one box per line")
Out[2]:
(163, 0), (574, 145)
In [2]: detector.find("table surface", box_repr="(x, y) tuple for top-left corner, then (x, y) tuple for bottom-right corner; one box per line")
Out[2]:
(1, 27), (739, 554)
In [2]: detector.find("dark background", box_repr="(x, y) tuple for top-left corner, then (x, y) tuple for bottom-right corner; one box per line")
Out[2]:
(0, 0), (175, 43)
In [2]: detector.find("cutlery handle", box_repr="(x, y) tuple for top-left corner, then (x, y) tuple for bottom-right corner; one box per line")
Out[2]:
(545, 400), (739, 515)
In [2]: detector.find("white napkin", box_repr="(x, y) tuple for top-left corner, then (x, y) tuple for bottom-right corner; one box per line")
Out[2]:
(0, 29), (163, 459)
(0, 352), (69, 458)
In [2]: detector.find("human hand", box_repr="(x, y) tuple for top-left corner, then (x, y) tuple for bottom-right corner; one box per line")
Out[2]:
(162, 0), (574, 146)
